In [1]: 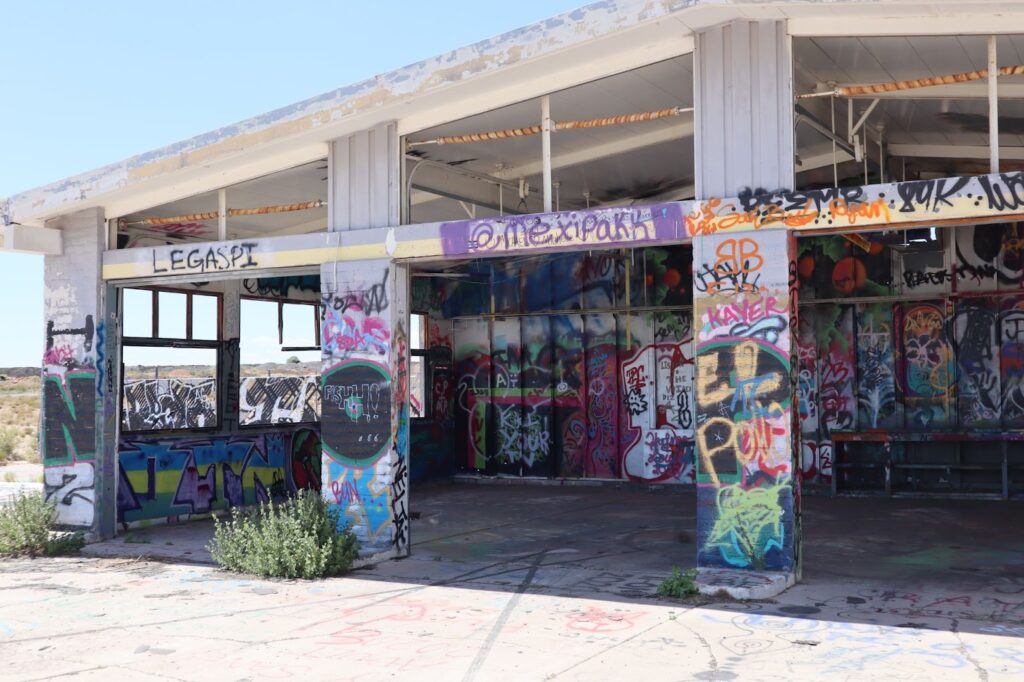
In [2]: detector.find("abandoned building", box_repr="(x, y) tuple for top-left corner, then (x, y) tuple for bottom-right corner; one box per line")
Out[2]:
(5, 0), (1024, 590)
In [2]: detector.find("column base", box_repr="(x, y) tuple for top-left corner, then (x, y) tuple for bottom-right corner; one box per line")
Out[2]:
(696, 567), (795, 600)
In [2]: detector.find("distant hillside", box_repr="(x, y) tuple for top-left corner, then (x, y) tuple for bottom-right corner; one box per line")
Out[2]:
(0, 367), (40, 379)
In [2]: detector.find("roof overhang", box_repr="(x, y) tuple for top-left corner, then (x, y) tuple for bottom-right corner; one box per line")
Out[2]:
(7, 0), (1024, 226)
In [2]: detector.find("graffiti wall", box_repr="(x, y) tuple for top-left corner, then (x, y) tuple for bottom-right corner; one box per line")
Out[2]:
(42, 214), (104, 529)
(795, 225), (1024, 446)
(118, 428), (321, 525)
(320, 260), (408, 557)
(121, 376), (320, 430)
(693, 230), (797, 572)
(436, 247), (695, 482)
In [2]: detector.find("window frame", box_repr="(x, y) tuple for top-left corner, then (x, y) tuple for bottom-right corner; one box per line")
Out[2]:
(410, 313), (429, 421)
(237, 295), (322, 429)
(119, 286), (223, 435)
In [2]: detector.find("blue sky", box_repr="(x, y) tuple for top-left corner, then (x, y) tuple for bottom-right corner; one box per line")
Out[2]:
(0, 0), (583, 367)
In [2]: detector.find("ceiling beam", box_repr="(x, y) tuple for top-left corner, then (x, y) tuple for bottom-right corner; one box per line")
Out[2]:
(888, 143), (1024, 160)
(796, 148), (856, 173)
(495, 119), (694, 180)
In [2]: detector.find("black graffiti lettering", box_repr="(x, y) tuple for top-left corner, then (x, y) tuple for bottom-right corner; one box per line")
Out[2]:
(163, 243), (261, 274)
(242, 275), (320, 298)
(46, 315), (94, 352)
(737, 185), (864, 213)
(896, 177), (969, 213)
(979, 173), (1024, 212)
(322, 269), (390, 316)
(902, 269), (953, 289)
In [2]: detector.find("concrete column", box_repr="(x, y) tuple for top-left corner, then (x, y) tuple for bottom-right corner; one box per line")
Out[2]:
(328, 122), (400, 231)
(694, 20), (794, 199)
(319, 258), (410, 560)
(41, 207), (108, 536)
(692, 228), (800, 580)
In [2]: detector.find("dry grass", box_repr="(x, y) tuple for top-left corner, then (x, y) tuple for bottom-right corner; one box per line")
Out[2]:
(0, 393), (39, 463)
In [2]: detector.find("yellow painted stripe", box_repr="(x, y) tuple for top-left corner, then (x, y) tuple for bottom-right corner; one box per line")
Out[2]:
(104, 237), (448, 280)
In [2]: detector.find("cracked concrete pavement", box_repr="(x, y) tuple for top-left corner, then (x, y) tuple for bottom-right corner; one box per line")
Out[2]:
(4, 485), (1024, 679)
(1, 550), (1023, 681)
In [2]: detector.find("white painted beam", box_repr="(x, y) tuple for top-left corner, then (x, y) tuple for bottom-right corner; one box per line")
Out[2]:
(1, 224), (63, 255)
(496, 120), (695, 180)
(796, 149), (855, 173)
(888, 144), (1024, 160)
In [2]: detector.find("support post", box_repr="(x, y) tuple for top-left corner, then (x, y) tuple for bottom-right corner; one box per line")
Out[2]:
(320, 259), (410, 560)
(218, 188), (228, 241)
(541, 94), (553, 212)
(692, 228), (800, 591)
(989, 35), (1000, 174)
(41, 208), (109, 537)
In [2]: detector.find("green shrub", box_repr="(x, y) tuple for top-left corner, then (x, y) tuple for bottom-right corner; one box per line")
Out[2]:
(0, 492), (84, 557)
(207, 490), (360, 579)
(0, 426), (18, 462)
(657, 566), (700, 599)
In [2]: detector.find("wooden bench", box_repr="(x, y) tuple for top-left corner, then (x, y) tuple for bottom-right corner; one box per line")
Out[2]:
(829, 431), (1024, 498)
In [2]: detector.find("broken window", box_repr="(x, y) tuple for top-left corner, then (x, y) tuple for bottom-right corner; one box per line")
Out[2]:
(120, 287), (221, 432)
(410, 313), (427, 419)
(238, 298), (321, 426)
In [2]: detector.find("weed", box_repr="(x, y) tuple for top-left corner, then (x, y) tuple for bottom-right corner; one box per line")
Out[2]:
(657, 566), (700, 599)
(0, 492), (84, 557)
(208, 490), (359, 579)
(0, 427), (17, 463)
(2, 472), (15, 483)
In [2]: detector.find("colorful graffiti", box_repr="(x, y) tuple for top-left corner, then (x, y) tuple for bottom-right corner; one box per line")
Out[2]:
(693, 230), (796, 572)
(903, 302), (955, 427)
(43, 281), (99, 528)
(320, 263), (405, 556)
(117, 428), (321, 525)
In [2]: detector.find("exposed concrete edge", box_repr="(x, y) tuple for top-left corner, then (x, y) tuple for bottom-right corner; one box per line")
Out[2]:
(450, 473), (693, 492)
(696, 567), (795, 600)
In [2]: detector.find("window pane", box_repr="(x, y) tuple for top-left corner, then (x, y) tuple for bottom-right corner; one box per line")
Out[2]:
(122, 289), (152, 338)
(239, 298), (320, 426)
(282, 303), (317, 347)
(411, 355), (426, 418)
(158, 291), (188, 338)
(121, 346), (217, 431)
(411, 314), (425, 350)
(192, 294), (218, 340)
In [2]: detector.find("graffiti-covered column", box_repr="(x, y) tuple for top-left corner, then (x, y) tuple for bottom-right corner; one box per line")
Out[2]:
(320, 258), (410, 559)
(693, 229), (800, 581)
(41, 207), (110, 536)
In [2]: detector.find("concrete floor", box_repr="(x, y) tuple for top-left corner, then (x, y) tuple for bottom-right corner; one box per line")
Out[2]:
(8, 483), (1024, 679)
(84, 482), (1024, 607)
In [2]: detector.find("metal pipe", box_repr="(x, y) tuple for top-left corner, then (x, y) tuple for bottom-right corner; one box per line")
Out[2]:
(989, 35), (1000, 174)
(851, 99), (880, 138)
(878, 125), (885, 183)
(217, 189), (227, 240)
(542, 95), (553, 213)
(830, 96), (838, 187)
(797, 64), (1024, 99)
